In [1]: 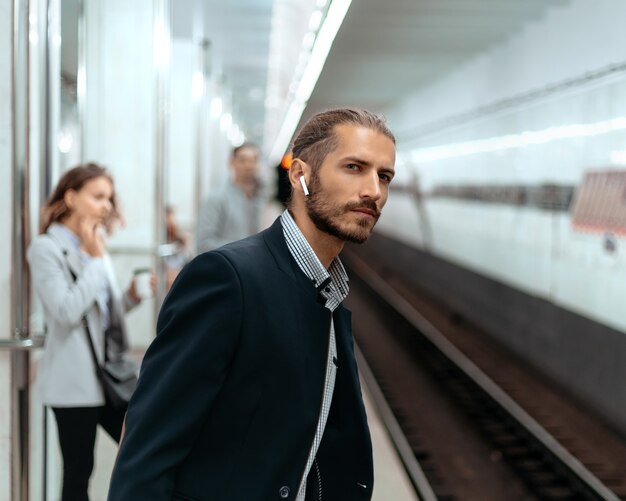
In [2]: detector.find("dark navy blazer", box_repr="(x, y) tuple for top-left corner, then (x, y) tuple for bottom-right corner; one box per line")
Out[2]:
(107, 218), (373, 500)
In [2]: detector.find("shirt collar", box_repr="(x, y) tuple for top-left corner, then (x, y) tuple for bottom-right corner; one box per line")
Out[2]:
(53, 223), (81, 251)
(280, 209), (349, 311)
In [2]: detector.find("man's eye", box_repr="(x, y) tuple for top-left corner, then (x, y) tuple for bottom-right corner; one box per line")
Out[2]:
(346, 164), (360, 171)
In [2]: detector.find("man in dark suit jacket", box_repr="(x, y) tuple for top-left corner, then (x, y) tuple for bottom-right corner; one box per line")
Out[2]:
(108, 108), (396, 501)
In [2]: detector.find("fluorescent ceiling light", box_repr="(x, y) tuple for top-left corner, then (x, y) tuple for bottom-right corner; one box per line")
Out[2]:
(229, 125), (245, 147)
(29, 12), (38, 45)
(220, 113), (232, 132)
(58, 130), (74, 154)
(309, 10), (324, 32)
(271, 101), (306, 165)
(295, 0), (350, 104)
(269, 0), (352, 164)
(409, 117), (626, 163)
(302, 31), (316, 51)
(210, 97), (223, 118)
(153, 19), (170, 68)
(192, 71), (204, 101)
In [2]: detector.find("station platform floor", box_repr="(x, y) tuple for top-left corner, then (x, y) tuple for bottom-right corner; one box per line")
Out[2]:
(86, 382), (418, 500)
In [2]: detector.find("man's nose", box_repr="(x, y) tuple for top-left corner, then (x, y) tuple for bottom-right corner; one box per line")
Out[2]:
(360, 172), (382, 200)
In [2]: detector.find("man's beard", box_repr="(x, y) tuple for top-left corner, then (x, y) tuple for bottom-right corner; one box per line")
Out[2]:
(305, 172), (380, 244)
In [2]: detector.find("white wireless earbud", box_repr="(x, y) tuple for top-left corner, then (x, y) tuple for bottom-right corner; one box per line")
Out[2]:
(299, 176), (310, 196)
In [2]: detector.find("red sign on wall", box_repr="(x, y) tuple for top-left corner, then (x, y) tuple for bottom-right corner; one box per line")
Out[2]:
(571, 170), (626, 235)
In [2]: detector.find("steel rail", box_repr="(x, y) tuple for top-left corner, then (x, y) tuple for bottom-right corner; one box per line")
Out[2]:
(346, 250), (620, 501)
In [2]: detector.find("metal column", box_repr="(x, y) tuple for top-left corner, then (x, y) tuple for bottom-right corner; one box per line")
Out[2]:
(153, 0), (171, 309)
(194, 39), (211, 223)
(9, 0), (33, 499)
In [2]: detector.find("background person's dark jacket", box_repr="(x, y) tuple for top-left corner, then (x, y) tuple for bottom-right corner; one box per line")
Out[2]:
(107, 218), (373, 501)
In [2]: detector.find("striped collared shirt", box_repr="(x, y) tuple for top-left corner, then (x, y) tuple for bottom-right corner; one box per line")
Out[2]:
(280, 210), (349, 500)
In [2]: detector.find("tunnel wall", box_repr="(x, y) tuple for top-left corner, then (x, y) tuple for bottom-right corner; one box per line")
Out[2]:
(353, 232), (626, 438)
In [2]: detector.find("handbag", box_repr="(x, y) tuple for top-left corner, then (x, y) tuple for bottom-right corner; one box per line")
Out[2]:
(82, 316), (138, 409)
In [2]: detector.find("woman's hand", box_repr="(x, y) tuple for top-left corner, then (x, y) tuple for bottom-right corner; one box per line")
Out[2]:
(78, 217), (106, 257)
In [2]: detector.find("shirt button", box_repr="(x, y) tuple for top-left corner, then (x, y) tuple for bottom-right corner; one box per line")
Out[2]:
(279, 486), (290, 498)
(324, 287), (330, 292)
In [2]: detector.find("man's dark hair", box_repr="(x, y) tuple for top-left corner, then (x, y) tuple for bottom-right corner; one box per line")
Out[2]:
(291, 107), (395, 171)
(231, 142), (258, 158)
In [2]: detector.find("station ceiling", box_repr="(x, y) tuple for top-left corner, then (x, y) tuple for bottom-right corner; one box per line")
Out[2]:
(172, 0), (571, 153)
(304, 0), (572, 121)
(61, 0), (573, 154)
(172, 0), (274, 147)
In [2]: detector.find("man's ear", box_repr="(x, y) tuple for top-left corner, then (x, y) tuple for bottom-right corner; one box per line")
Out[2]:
(288, 158), (310, 192)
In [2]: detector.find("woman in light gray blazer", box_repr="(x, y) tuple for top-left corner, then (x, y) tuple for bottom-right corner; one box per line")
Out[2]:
(28, 163), (148, 501)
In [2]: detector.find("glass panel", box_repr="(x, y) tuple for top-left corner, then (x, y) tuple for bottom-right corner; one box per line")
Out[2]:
(59, 0), (81, 170)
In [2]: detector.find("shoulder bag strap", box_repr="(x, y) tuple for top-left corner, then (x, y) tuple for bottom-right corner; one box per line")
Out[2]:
(65, 254), (106, 382)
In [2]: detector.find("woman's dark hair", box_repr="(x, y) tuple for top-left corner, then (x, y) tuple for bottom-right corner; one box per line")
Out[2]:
(40, 162), (118, 233)
(291, 107), (395, 171)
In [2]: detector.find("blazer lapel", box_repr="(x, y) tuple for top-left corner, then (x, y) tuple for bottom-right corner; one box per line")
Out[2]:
(47, 224), (106, 356)
(261, 216), (331, 372)
(262, 217), (300, 282)
(48, 223), (109, 322)
(262, 216), (326, 302)
(47, 223), (84, 279)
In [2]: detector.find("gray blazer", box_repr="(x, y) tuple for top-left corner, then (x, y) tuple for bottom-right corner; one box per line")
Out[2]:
(196, 182), (262, 254)
(27, 223), (138, 407)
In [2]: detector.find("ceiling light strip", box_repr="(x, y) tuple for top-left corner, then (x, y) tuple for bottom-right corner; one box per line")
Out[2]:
(408, 117), (626, 163)
(269, 0), (352, 164)
(397, 60), (626, 143)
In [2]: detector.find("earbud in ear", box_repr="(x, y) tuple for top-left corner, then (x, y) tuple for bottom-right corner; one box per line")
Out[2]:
(299, 176), (310, 196)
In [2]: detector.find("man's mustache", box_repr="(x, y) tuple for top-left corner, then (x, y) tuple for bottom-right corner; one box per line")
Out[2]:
(345, 200), (381, 218)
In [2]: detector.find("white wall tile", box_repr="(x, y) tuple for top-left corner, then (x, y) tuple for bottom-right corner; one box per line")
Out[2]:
(381, 0), (626, 333)
(387, 0), (626, 134)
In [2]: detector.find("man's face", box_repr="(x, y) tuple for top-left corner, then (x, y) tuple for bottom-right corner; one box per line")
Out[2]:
(305, 125), (396, 244)
(231, 146), (259, 183)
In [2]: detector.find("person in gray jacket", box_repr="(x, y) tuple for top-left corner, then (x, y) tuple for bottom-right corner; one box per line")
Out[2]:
(27, 163), (151, 501)
(195, 142), (263, 253)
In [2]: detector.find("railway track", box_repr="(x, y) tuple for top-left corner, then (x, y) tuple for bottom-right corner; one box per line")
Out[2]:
(345, 251), (626, 501)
